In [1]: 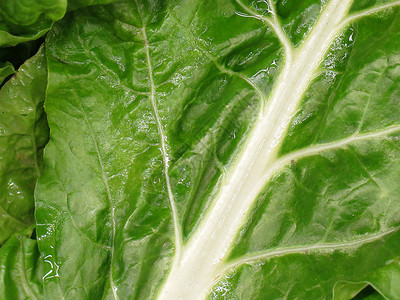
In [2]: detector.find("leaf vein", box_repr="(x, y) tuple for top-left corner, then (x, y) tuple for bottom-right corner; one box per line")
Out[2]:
(235, 0), (293, 57)
(341, 1), (400, 27)
(78, 103), (117, 299)
(139, 20), (182, 257)
(222, 227), (400, 272)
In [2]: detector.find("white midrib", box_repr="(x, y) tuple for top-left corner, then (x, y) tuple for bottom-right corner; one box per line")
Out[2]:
(157, 0), (353, 299)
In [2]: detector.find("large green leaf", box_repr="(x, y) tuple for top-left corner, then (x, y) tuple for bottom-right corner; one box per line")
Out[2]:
(0, 47), (48, 244)
(35, 0), (400, 299)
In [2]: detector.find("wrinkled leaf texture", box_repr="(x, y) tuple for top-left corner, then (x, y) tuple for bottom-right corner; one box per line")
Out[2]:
(1, 0), (400, 299)
(0, 47), (48, 245)
(0, 0), (118, 47)
(0, 62), (15, 86)
(34, 0), (400, 299)
(0, 227), (42, 300)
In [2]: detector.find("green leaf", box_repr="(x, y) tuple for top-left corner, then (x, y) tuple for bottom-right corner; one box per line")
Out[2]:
(0, 229), (43, 300)
(67, 0), (119, 11)
(333, 281), (369, 300)
(34, 0), (400, 299)
(0, 47), (48, 244)
(0, 38), (45, 70)
(368, 260), (400, 299)
(0, 62), (15, 85)
(0, 0), (67, 47)
(352, 286), (385, 300)
(0, 0), (120, 47)
(350, 0), (400, 13)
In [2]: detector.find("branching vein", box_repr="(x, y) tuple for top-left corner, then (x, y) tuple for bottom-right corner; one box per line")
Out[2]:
(243, 125), (400, 204)
(341, 1), (400, 27)
(277, 125), (400, 168)
(235, 0), (293, 58)
(221, 227), (400, 272)
(158, 1), (355, 299)
(169, 13), (267, 108)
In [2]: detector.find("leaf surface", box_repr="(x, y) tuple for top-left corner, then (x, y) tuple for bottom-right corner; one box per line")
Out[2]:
(0, 229), (43, 300)
(35, 0), (400, 299)
(0, 62), (15, 85)
(0, 0), (120, 47)
(0, 47), (48, 244)
(0, 0), (66, 47)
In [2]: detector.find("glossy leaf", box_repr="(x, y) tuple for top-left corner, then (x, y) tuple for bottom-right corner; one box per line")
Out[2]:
(0, 0), (120, 47)
(353, 286), (385, 300)
(0, 38), (45, 71)
(368, 260), (400, 299)
(34, 0), (400, 299)
(0, 229), (43, 299)
(0, 62), (15, 86)
(0, 0), (66, 47)
(0, 47), (48, 244)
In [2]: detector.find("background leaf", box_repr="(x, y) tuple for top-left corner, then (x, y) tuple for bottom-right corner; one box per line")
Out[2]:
(0, 229), (43, 300)
(0, 47), (48, 244)
(0, 0), (67, 47)
(0, 62), (15, 85)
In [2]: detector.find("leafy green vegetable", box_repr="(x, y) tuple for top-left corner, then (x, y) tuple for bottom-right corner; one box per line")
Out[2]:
(0, 0), (67, 47)
(0, 62), (15, 85)
(31, 0), (400, 299)
(367, 260), (400, 299)
(0, 38), (45, 72)
(0, 228), (43, 300)
(352, 286), (385, 300)
(67, 0), (119, 11)
(0, 0), (118, 47)
(0, 0), (398, 299)
(0, 47), (48, 244)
